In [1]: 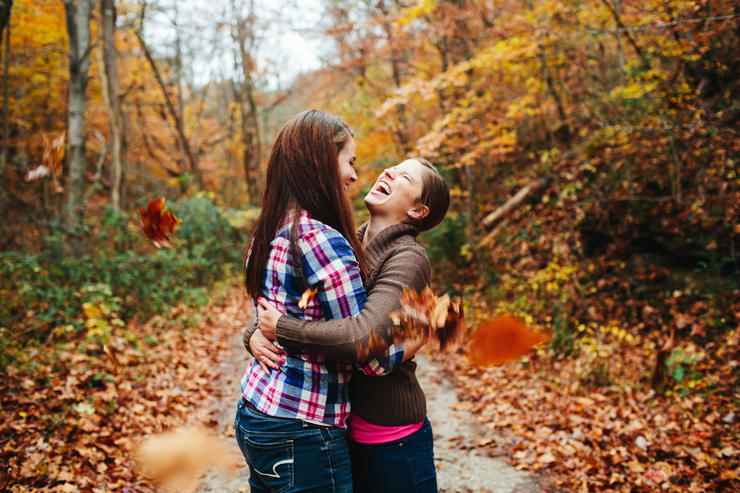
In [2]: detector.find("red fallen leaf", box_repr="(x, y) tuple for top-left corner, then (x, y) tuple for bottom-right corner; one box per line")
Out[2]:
(26, 131), (65, 193)
(140, 198), (181, 249)
(468, 315), (548, 367)
(298, 288), (318, 309)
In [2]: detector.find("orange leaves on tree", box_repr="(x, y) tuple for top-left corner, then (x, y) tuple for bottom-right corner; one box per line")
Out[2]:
(468, 315), (548, 367)
(356, 286), (465, 360)
(140, 198), (181, 249)
(25, 131), (65, 193)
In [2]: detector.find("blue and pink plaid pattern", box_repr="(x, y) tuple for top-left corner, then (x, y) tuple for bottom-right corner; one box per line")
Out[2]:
(241, 211), (402, 427)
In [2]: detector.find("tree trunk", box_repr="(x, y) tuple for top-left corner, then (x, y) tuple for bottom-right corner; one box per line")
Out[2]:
(100, 0), (125, 211)
(63, 0), (95, 232)
(1, 3), (10, 172)
(0, 0), (11, 42)
(231, 0), (262, 206)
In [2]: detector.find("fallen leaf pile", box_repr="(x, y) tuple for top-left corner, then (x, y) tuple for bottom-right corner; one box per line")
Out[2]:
(429, 314), (740, 492)
(0, 287), (249, 492)
(139, 197), (181, 250)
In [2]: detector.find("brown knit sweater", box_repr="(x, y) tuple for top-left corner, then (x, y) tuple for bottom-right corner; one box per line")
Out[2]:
(242, 222), (430, 426)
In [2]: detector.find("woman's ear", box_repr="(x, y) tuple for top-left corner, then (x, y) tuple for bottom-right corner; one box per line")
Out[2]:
(407, 204), (430, 221)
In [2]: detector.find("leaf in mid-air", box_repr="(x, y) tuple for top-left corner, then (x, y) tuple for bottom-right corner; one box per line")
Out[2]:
(468, 315), (548, 367)
(25, 131), (65, 193)
(140, 198), (181, 249)
(389, 286), (465, 349)
(355, 286), (465, 360)
(298, 288), (318, 309)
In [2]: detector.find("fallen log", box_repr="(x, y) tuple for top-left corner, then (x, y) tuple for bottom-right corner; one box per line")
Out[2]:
(481, 176), (553, 230)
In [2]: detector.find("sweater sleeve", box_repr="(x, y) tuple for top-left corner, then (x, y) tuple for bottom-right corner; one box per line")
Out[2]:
(275, 246), (431, 362)
(243, 319), (259, 356)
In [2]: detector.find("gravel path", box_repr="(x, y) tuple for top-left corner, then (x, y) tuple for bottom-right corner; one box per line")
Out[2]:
(191, 323), (545, 493)
(415, 355), (543, 493)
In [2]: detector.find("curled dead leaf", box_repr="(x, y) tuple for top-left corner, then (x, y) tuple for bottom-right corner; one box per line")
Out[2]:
(140, 198), (181, 250)
(103, 344), (121, 374)
(26, 131), (65, 193)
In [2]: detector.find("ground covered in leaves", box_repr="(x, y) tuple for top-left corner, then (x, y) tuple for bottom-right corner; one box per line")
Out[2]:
(0, 284), (248, 492)
(432, 309), (740, 493)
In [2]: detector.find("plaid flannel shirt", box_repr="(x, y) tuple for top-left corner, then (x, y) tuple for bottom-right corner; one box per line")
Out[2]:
(241, 211), (403, 428)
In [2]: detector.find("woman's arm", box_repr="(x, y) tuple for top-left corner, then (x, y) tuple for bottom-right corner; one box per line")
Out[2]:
(270, 247), (430, 362)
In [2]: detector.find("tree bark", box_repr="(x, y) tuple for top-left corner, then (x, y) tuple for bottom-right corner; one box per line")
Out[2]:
(1, 3), (10, 172)
(100, 0), (125, 211)
(63, 0), (95, 231)
(0, 0), (11, 42)
(231, 0), (262, 206)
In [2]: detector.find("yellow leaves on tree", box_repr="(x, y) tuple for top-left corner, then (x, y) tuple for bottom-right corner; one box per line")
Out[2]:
(140, 198), (181, 249)
(468, 315), (549, 367)
(25, 131), (65, 193)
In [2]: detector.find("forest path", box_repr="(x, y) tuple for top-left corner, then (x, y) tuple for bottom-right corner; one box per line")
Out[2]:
(186, 289), (544, 493)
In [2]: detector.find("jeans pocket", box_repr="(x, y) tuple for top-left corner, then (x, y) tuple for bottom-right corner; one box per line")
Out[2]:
(244, 435), (295, 493)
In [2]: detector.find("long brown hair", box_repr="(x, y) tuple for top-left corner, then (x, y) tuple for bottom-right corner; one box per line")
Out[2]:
(244, 110), (368, 298)
(412, 157), (450, 232)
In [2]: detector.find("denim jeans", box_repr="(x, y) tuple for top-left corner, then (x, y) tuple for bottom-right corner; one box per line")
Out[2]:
(347, 417), (437, 493)
(234, 399), (353, 493)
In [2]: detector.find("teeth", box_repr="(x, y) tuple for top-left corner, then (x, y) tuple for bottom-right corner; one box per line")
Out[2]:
(376, 182), (391, 195)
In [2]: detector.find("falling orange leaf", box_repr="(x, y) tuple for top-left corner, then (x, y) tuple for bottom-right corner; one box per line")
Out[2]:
(298, 288), (318, 309)
(468, 315), (548, 367)
(26, 131), (65, 193)
(140, 198), (181, 249)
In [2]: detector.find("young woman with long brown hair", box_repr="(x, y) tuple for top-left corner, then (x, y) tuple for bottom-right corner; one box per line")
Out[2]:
(246, 158), (451, 493)
(235, 110), (403, 493)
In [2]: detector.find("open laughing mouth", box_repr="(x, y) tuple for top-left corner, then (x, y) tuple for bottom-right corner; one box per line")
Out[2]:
(375, 180), (391, 195)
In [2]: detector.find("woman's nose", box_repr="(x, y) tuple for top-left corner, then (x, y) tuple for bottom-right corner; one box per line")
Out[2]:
(385, 168), (397, 179)
(350, 169), (357, 182)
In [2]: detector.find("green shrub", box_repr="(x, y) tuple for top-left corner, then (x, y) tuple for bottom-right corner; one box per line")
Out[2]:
(0, 195), (249, 369)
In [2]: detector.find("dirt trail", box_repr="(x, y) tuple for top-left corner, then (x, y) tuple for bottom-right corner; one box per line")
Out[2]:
(188, 297), (544, 493)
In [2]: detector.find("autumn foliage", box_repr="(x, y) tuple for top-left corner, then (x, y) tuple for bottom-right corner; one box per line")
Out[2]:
(1, 0), (740, 491)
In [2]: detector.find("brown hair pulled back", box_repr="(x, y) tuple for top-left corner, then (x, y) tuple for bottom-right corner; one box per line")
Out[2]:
(411, 157), (450, 232)
(244, 110), (367, 298)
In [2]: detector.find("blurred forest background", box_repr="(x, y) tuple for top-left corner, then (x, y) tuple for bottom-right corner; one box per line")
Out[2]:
(1, 0), (740, 491)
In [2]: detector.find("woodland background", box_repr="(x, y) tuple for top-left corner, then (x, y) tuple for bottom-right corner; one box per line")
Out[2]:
(0, 0), (739, 491)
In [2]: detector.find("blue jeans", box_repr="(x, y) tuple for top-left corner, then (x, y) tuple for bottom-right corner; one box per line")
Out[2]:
(347, 417), (437, 493)
(234, 399), (353, 493)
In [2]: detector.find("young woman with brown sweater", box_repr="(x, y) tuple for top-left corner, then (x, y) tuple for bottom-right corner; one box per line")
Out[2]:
(244, 158), (451, 493)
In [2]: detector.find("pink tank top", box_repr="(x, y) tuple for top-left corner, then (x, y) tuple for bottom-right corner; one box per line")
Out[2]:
(347, 412), (424, 444)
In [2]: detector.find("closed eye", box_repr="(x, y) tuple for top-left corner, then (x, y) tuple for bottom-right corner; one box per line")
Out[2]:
(403, 174), (412, 181)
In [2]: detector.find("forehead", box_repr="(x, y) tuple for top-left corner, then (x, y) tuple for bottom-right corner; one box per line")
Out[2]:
(395, 159), (427, 178)
(340, 137), (356, 155)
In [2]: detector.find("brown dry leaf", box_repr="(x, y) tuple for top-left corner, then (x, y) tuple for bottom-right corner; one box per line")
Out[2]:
(135, 428), (234, 492)
(388, 286), (465, 349)
(26, 131), (65, 193)
(298, 288), (318, 309)
(140, 197), (181, 250)
(468, 315), (548, 367)
(650, 328), (677, 390)
(103, 344), (121, 374)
